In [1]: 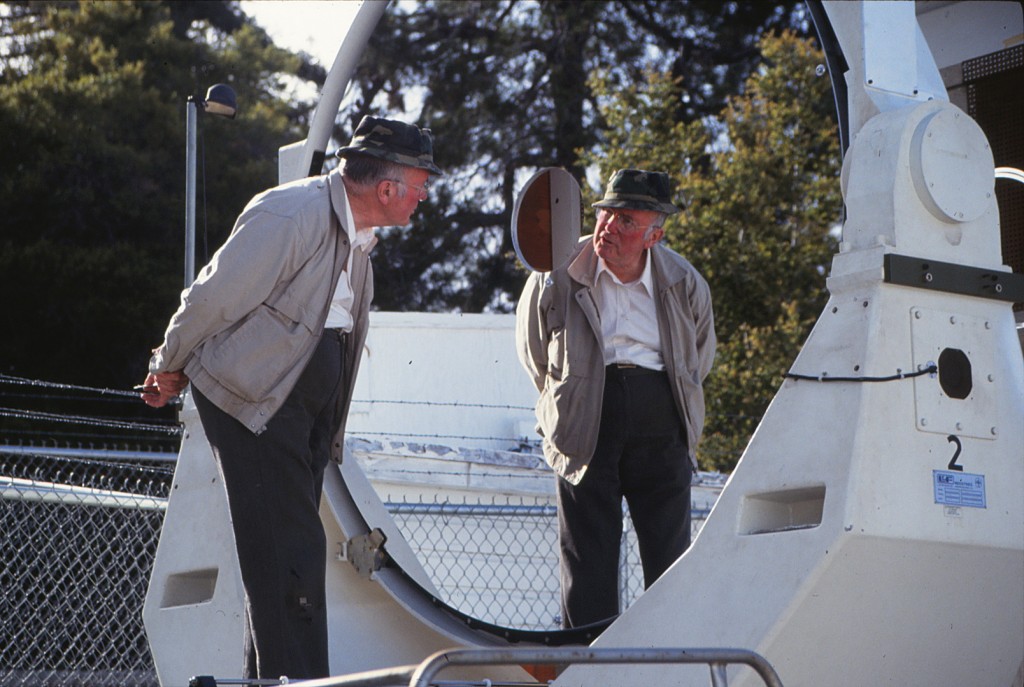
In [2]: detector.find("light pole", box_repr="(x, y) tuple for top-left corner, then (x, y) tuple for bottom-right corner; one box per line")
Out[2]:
(185, 83), (237, 287)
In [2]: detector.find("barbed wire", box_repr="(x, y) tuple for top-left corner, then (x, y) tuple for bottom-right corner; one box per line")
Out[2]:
(0, 407), (182, 436)
(0, 390), (140, 405)
(0, 426), (180, 447)
(361, 465), (553, 482)
(353, 398), (533, 411)
(0, 373), (532, 412)
(0, 373), (141, 399)
(0, 372), (747, 458)
(350, 430), (530, 443)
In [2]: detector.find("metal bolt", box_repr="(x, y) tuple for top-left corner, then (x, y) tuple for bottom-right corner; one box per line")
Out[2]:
(924, 273), (933, 282)
(815, 64), (826, 77)
(921, 418), (928, 427)
(955, 422), (963, 431)
(914, 310), (922, 319)
(950, 316), (956, 324)
(995, 284), (1003, 293)
(991, 427), (998, 436)
(987, 374), (994, 382)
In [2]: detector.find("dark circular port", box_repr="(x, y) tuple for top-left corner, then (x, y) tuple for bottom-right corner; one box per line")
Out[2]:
(938, 348), (972, 399)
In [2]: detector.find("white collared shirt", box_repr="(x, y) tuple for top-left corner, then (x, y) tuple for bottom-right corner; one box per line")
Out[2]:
(324, 187), (375, 331)
(593, 250), (664, 370)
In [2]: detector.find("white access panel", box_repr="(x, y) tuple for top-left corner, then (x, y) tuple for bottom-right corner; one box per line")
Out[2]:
(910, 307), (1000, 439)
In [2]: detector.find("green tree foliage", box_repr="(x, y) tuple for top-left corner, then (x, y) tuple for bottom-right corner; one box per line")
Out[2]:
(583, 31), (843, 471)
(0, 0), (310, 389)
(345, 0), (806, 312)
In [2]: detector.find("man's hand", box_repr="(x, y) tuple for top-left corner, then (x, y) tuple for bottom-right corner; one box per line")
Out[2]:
(139, 370), (189, 408)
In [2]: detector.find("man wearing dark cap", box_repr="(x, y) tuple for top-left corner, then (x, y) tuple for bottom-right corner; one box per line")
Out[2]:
(139, 116), (442, 679)
(516, 168), (716, 629)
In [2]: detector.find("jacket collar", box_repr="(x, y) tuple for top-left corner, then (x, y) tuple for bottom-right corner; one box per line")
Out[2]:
(567, 236), (688, 292)
(328, 170), (379, 253)
(595, 251), (655, 295)
(566, 238), (599, 287)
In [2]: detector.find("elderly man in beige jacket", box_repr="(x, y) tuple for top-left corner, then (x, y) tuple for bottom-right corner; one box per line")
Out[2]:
(516, 168), (716, 630)
(140, 116), (442, 680)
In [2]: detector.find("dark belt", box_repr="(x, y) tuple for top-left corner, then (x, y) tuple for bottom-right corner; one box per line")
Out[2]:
(326, 328), (349, 346)
(605, 363), (664, 378)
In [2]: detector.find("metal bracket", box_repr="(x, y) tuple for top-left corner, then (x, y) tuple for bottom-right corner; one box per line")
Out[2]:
(338, 528), (389, 579)
(883, 253), (1024, 303)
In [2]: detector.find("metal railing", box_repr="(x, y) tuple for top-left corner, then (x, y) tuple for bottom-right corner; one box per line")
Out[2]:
(191, 647), (783, 687)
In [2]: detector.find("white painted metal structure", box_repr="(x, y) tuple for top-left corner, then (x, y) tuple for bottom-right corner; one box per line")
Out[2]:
(144, 1), (1024, 685)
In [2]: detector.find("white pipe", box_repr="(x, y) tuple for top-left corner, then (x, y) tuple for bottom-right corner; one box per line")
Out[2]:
(185, 98), (198, 286)
(995, 166), (1024, 184)
(285, 0), (389, 181)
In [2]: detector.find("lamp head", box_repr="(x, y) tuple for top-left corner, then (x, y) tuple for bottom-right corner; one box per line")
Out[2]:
(203, 83), (237, 119)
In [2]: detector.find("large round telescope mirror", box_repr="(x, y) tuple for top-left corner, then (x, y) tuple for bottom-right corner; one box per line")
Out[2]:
(511, 167), (583, 273)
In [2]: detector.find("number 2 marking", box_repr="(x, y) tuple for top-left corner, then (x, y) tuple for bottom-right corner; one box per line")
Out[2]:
(946, 434), (963, 472)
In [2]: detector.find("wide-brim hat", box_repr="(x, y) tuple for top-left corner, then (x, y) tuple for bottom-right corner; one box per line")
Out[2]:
(592, 168), (682, 215)
(336, 115), (443, 175)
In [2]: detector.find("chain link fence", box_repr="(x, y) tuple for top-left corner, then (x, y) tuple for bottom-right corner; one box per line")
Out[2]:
(2, 445), (713, 686)
(0, 447), (173, 687)
(386, 499), (711, 631)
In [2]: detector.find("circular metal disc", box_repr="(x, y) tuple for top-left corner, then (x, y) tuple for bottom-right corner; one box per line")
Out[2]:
(512, 168), (582, 272)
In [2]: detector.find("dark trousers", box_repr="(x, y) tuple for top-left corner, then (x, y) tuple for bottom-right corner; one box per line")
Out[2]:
(556, 365), (691, 629)
(192, 330), (346, 680)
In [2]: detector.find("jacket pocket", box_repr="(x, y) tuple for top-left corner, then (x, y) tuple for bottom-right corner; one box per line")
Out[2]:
(675, 370), (705, 441)
(269, 287), (322, 333)
(546, 327), (567, 381)
(537, 372), (594, 459)
(200, 303), (313, 402)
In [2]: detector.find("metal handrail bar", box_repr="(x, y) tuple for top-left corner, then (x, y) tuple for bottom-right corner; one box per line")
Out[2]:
(385, 501), (715, 520)
(189, 664), (421, 687)
(0, 475), (167, 510)
(283, 646), (783, 687)
(406, 648), (784, 687)
(385, 502), (558, 517)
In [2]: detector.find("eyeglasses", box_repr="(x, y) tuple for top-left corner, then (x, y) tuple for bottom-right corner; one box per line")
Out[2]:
(599, 208), (656, 234)
(388, 178), (431, 199)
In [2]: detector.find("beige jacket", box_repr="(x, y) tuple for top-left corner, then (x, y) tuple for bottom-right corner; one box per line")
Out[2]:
(515, 238), (715, 484)
(150, 171), (373, 460)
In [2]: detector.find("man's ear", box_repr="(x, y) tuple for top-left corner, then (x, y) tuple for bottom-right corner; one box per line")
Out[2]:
(377, 179), (394, 205)
(645, 227), (664, 249)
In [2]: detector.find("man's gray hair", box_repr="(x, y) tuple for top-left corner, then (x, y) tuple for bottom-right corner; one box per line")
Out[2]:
(644, 212), (669, 240)
(341, 154), (407, 188)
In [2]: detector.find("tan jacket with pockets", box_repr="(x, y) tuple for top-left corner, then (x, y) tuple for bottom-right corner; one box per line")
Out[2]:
(515, 237), (715, 484)
(150, 170), (373, 462)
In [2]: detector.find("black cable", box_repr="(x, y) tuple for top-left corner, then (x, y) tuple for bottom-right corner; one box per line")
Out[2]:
(783, 364), (937, 383)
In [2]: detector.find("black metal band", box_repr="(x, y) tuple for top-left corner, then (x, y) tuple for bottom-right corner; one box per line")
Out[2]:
(883, 253), (1024, 303)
